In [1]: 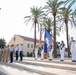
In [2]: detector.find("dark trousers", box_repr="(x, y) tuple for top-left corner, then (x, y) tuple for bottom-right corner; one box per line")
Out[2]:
(16, 51), (18, 60)
(10, 52), (13, 63)
(20, 51), (23, 61)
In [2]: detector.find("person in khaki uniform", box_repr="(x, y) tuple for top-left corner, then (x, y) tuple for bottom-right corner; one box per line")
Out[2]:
(3, 45), (6, 62)
(0, 48), (2, 61)
(0, 48), (3, 61)
(5, 45), (10, 62)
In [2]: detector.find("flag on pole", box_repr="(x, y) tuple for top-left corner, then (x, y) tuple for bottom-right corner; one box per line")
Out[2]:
(39, 27), (42, 44)
(44, 29), (52, 54)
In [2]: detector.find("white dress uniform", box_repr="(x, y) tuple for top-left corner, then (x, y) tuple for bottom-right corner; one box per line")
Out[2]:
(35, 46), (38, 60)
(60, 44), (65, 61)
(41, 46), (44, 60)
(49, 46), (53, 60)
(70, 40), (76, 61)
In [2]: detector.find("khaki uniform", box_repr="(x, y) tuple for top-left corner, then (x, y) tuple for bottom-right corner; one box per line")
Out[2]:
(3, 48), (6, 62)
(0, 48), (2, 61)
(5, 47), (10, 62)
(1, 49), (3, 61)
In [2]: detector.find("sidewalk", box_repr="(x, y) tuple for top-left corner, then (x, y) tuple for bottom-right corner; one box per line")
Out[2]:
(0, 57), (76, 75)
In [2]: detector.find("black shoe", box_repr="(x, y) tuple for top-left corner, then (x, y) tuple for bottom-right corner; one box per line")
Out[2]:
(19, 60), (22, 61)
(72, 60), (76, 62)
(60, 60), (64, 61)
(49, 59), (52, 61)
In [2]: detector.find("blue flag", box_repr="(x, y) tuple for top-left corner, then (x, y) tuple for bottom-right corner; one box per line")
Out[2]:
(44, 29), (52, 53)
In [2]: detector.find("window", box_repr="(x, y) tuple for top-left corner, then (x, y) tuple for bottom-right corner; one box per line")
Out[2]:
(27, 44), (30, 48)
(31, 44), (33, 48)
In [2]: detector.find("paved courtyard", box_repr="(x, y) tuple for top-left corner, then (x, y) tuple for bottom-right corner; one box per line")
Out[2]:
(0, 57), (76, 75)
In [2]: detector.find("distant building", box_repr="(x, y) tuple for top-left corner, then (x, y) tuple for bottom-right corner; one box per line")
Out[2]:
(8, 34), (43, 56)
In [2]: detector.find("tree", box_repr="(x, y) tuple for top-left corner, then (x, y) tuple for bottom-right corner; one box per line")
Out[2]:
(42, 17), (60, 37)
(59, 5), (76, 57)
(44, 0), (65, 58)
(0, 38), (6, 48)
(65, 0), (76, 5)
(24, 6), (45, 50)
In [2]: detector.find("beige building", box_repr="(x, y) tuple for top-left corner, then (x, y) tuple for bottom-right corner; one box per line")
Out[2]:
(8, 34), (43, 56)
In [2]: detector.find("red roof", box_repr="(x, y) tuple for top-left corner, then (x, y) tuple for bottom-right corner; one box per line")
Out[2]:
(18, 35), (44, 43)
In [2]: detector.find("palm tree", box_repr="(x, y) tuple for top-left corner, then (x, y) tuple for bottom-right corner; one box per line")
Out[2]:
(24, 6), (45, 50)
(65, 0), (76, 5)
(42, 17), (53, 33)
(59, 5), (76, 57)
(42, 17), (60, 37)
(44, 0), (65, 58)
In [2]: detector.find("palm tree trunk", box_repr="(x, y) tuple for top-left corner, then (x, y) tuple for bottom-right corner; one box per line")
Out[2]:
(34, 22), (36, 50)
(53, 15), (57, 58)
(66, 22), (70, 58)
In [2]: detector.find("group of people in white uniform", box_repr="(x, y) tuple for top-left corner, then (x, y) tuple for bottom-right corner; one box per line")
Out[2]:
(34, 37), (76, 62)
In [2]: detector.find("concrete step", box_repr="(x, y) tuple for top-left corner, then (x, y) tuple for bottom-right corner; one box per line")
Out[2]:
(0, 59), (76, 75)
(15, 60), (76, 71)
(0, 62), (55, 75)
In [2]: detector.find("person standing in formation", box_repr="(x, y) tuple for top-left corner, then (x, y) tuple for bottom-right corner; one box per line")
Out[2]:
(0, 48), (3, 61)
(15, 44), (19, 61)
(34, 45), (38, 60)
(70, 37), (76, 62)
(10, 44), (14, 63)
(41, 45), (44, 60)
(3, 45), (6, 62)
(0, 48), (2, 61)
(19, 44), (23, 61)
(49, 44), (53, 61)
(5, 45), (10, 62)
(60, 41), (65, 61)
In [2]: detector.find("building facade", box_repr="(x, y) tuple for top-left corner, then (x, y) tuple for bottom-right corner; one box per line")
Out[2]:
(8, 34), (42, 56)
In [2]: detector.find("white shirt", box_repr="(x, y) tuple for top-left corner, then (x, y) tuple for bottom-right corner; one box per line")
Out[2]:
(10, 47), (14, 52)
(19, 46), (23, 51)
(15, 46), (19, 51)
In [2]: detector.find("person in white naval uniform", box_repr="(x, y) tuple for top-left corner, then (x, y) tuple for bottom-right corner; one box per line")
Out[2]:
(70, 37), (76, 62)
(60, 41), (65, 61)
(49, 44), (53, 61)
(34, 45), (38, 60)
(41, 45), (44, 60)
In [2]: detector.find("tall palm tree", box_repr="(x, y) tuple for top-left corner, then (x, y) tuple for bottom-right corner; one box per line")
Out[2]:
(42, 17), (60, 37)
(43, 17), (53, 33)
(65, 0), (76, 5)
(24, 6), (45, 50)
(59, 6), (76, 57)
(44, 0), (65, 58)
